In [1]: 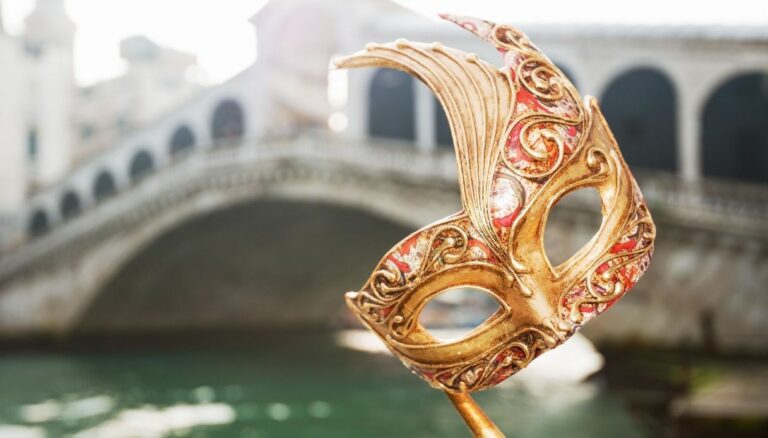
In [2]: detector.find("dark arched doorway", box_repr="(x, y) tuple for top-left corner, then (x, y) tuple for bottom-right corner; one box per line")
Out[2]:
(129, 150), (155, 183)
(28, 209), (50, 238)
(703, 72), (768, 183)
(211, 100), (245, 144)
(60, 191), (82, 221)
(169, 125), (196, 157)
(601, 68), (677, 172)
(368, 69), (415, 141)
(435, 96), (453, 150)
(77, 200), (411, 333)
(93, 171), (117, 202)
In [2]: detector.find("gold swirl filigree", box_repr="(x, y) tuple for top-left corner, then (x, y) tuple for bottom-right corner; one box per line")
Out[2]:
(567, 201), (656, 323)
(496, 52), (585, 180)
(371, 263), (409, 298)
(413, 327), (557, 392)
(518, 57), (565, 102)
(501, 116), (581, 180)
(584, 147), (613, 182)
(492, 24), (539, 53)
(419, 225), (469, 274)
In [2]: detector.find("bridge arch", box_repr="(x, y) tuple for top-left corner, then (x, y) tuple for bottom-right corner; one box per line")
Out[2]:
(169, 125), (196, 158)
(128, 150), (155, 183)
(59, 191), (82, 221)
(28, 209), (50, 238)
(211, 99), (245, 144)
(75, 199), (412, 333)
(93, 170), (117, 203)
(368, 68), (415, 142)
(702, 71), (768, 184)
(601, 67), (678, 172)
(0, 142), (460, 333)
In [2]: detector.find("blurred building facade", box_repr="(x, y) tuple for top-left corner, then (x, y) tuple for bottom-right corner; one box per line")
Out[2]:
(0, 0), (766, 351)
(0, 0), (201, 238)
(74, 36), (202, 165)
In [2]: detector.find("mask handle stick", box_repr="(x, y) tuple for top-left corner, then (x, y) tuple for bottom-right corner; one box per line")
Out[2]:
(444, 390), (506, 437)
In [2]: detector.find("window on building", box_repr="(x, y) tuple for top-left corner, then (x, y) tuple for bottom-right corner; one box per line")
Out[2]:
(80, 124), (95, 141)
(211, 100), (245, 144)
(28, 210), (49, 238)
(60, 191), (82, 221)
(129, 150), (155, 183)
(27, 128), (38, 161)
(169, 125), (196, 157)
(93, 171), (117, 202)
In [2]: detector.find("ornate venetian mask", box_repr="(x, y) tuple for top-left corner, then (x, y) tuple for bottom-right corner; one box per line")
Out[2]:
(336, 15), (655, 393)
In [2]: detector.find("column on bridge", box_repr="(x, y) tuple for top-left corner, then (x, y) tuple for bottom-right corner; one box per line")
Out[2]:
(414, 81), (437, 152)
(678, 87), (703, 182)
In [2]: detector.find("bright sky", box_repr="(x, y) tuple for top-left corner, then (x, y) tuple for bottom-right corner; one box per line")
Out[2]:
(3, 0), (266, 86)
(393, 0), (768, 26)
(2, 0), (767, 87)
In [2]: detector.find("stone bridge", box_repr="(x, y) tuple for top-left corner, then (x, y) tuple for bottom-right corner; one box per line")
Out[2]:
(1, 1), (768, 350)
(0, 137), (460, 337)
(0, 133), (766, 352)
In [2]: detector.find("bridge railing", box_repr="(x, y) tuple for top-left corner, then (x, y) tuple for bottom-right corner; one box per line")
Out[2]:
(638, 171), (768, 217)
(0, 136), (458, 268)
(205, 134), (459, 182)
(7, 133), (768, 261)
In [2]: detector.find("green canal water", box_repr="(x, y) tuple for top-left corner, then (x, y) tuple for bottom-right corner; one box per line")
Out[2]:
(0, 333), (648, 437)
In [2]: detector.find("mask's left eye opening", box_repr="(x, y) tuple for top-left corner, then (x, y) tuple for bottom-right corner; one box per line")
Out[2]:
(419, 287), (502, 342)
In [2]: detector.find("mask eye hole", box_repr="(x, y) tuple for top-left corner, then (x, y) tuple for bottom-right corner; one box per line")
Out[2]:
(543, 187), (603, 268)
(419, 287), (502, 342)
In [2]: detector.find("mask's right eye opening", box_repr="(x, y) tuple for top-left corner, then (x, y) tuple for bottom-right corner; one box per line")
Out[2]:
(543, 187), (603, 269)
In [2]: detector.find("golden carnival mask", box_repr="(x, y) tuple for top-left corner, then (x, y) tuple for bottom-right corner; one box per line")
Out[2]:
(336, 14), (656, 434)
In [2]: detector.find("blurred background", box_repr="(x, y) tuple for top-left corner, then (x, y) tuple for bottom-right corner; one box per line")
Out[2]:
(0, 0), (766, 436)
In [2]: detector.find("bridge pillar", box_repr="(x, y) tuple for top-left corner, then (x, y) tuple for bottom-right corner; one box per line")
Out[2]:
(671, 55), (722, 183)
(678, 87), (702, 182)
(415, 81), (436, 152)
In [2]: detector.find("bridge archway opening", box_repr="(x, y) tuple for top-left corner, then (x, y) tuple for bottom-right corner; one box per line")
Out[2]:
(129, 150), (155, 183)
(435, 96), (453, 151)
(93, 171), (117, 202)
(702, 72), (768, 184)
(60, 191), (82, 221)
(77, 199), (412, 334)
(368, 68), (415, 142)
(601, 67), (677, 172)
(28, 209), (50, 238)
(211, 100), (245, 145)
(169, 125), (196, 157)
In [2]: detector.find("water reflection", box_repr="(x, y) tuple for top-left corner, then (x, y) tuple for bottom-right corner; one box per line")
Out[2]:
(0, 332), (646, 437)
(75, 403), (235, 437)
